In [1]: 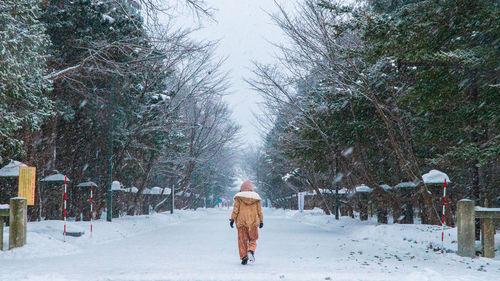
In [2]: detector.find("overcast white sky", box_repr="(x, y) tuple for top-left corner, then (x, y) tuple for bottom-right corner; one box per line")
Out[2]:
(168, 0), (297, 145)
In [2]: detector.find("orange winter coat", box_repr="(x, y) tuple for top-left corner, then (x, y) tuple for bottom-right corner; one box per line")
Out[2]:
(231, 192), (264, 228)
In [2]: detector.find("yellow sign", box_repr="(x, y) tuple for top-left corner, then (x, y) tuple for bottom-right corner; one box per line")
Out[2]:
(18, 167), (36, 206)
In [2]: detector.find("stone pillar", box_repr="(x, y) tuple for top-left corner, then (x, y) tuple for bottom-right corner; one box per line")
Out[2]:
(457, 199), (475, 258)
(9, 198), (27, 250)
(481, 218), (495, 258)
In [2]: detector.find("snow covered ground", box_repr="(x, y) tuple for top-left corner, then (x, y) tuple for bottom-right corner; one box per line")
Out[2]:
(1, 208), (499, 281)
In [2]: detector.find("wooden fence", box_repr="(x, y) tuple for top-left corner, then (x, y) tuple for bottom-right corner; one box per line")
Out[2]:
(457, 199), (499, 258)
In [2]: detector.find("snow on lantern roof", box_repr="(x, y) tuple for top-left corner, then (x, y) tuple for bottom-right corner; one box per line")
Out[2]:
(422, 169), (451, 184)
(41, 172), (70, 182)
(319, 188), (349, 195)
(176, 191), (191, 197)
(355, 184), (372, 193)
(338, 188), (349, 194)
(150, 187), (163, 195)
(76, 181), (98, 188)
(124, 187), (138, 193)
(111, 181), (123, 191)
(378, 184), (393, 191)
(0, 160), (27, 177)
(0, 204), (9, 209)
(394, 181), (418, 189)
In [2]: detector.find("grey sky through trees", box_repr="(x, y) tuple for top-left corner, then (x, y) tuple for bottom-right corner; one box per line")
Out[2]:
(168, 0), (296, 145)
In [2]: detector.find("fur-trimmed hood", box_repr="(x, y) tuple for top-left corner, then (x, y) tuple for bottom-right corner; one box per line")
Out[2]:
(234, 191), (261, 205)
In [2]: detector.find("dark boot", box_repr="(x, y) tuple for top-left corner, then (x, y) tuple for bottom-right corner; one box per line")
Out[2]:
(241, 256), (248, 265)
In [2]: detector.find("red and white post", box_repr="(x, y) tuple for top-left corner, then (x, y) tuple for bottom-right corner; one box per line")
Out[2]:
(90, 183), (93, 237)
(64, 176), (67, 242)
(441, 178), (447, 250)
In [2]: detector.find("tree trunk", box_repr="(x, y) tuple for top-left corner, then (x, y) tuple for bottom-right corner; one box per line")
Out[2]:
(313, 187), (331, 215)
(127, 152), (156, 215)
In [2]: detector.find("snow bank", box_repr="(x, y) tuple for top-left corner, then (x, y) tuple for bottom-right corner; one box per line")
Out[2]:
(266, 207), (500, 257)
(0, 210), (207, 259)
(266, 207), (500, 266)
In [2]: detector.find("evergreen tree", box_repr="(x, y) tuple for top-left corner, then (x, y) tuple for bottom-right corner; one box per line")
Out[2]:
(0, 0), (53, 162)
(358, 0), (499, 206)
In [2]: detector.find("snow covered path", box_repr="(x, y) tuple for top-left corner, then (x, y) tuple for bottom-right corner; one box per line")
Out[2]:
(1, 208), (499, 281)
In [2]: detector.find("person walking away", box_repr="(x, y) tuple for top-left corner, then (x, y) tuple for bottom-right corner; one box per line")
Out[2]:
(229, 179), (264, 265)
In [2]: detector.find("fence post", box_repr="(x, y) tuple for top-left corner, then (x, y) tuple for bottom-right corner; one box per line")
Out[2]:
(9, 198), (27, 250)
(0, 205), (8, 251)
(457, 199), (475, 258)
(481, 218), (494, 258)
(0, 218), (3, 251)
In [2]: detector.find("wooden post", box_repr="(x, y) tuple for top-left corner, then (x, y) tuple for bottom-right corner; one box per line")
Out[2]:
(0, 218), (3, 251)
(9, 198), (27, 250)
(457, 199), (475, 258)
(171, 186), (174, 214)
(481, 218), (495, 258)
(0, 206), (8, 251)
(476, 207), (500, 259)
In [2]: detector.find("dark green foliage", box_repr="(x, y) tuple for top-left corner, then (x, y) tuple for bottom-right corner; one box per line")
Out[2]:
(0, 0), (53, 161)
(253, 0), (499, 217)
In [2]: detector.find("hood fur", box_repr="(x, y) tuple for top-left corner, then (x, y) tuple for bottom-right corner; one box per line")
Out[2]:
(234, 191), (261, 204)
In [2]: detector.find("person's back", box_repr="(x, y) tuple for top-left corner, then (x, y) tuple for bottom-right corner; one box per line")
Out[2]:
(229, 179), (264, 265)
